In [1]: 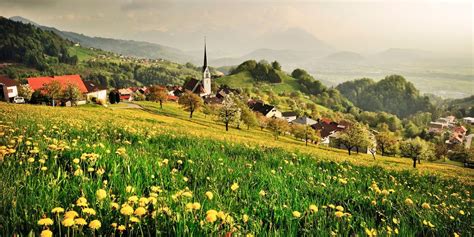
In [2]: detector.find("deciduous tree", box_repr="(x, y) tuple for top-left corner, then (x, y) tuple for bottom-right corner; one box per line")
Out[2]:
(337, 123), (371, 155)
(62, 83), (82, 106)
(178, 91), (203, 119)
(148, 86), (168, 108)
(43, 80), (62, 107)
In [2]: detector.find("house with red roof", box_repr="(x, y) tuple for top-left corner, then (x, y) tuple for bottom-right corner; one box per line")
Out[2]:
(0, 75), (19, 102)
(27, 75), (88, 93)
(27, 74), (89, 105)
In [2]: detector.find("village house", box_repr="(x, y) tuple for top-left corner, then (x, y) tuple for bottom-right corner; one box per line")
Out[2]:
(84, 80), (107, 103)
(463, 117), (474, 125)
(118, 88), (133, 101)
(446, 126), (467, 146)
(312, 118), (347, 146)
(281, 111), (298, 122)
(291, 116), (318, 126)
(27, 74), (89, 105)
(0, 75), (19, 102)
(428, 115), (457, 134)
(248, 100), (282, 118)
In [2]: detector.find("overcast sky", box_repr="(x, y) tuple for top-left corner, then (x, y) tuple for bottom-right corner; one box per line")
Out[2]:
(0, 0), (472, 56)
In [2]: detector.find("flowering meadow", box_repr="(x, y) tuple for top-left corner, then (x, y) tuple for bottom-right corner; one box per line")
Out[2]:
(0, 103), (472, 236)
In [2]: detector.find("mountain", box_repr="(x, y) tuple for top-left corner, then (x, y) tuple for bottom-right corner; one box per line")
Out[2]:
(324, 51), (364, 62)
(9, 16), (195, 64)
(255, 28), (334, 53)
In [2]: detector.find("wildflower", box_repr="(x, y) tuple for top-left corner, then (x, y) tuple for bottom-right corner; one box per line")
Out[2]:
(130, 216), (140, 223)
(89, 220), (101, 230)
(96, 189), (107, 200)
(454, 233), (460, 237)
(205, 191), (213, 200)
(64, 211), (79, 219)
(309, 204), (318, 213)
(292, 211), (301, 218)
(51, 207), (64, 214)
(41, 167), (48, 171)
(206, 210), (218, 223)
(459, 210), (465, 215)
(118, 225), (126, 231)
(62, 218), (75, 227)
(335, 211), (344, 218)
(73, 158), (80, 164)
(421, 203), (430, 209)
(74, 218), (87, 226)
(404, 198), (414, 206)
(365, 228), (377, 237)
(40, 229), (53, 237)
(110, 202), (119, 210)
(120, 205), (134, 216)
(128, 196), (138, 203)
(392, 218), (399, 225)
(134, 207), (147, 216)
(243, 214), (249, 223)
(126, 186), (135, 193)
(27, 157), (35, 163)
(76, 197), (88, 207)
(82, 208), (96, 215)
(231, 183), (239, 191)
(336, 206), (344, 212)
(38, 217), (54, 226)
(259, 190), (266, 197)
(192, 202), (201, 210)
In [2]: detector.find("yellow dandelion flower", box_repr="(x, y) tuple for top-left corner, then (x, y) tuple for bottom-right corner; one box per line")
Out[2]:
(231, 183), (239, 191)
(130, 216), (140, 223)
(134, 207), (147, 216)
(292, 211), (301, 218)
(96, 189), (107, 201)
(40, 229), (53, 237)
(89, 220), (101, 230)
(74, 218), (87, 226)
(118, 225), (126, 231)
(206, 210), (218, 223)
(365, 228), (377, 237)
(38, 218), (54, 226)
(192, 202), (201, 210)
(421, 203), (430, 209)
(259, 190), (266, 197)
(309, 204), (318, 213)
(336, 206), (344, 212)
(139, 197), (149, 207)
(62, 218), (75, 227)
(459, 210), (465, 215)
(82, 208), (96, 215)
(51, 207), (64, 214)
(110, 202), (119, 210)
(76, 197), (88, 207)
(64, 211), (79, 219)
(404, 198), (414, 206)
(128, 195), (138, 203)
(335, 211), (344, 218)
(120, 205), (134, 216)
(454, 232), (460, 237)
(243, 214), (249, 223)
(205, 191), (213, 200)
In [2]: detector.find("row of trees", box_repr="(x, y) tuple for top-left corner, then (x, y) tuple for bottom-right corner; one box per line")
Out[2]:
(230, 60), (284, 83)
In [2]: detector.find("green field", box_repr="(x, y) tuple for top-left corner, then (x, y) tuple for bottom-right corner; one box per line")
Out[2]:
(0, 102), (472, 236)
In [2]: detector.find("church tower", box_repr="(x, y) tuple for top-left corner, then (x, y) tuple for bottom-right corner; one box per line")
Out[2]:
(202, 39), (211, 96)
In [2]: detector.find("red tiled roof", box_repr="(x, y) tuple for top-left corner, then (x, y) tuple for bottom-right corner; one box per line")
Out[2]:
(0, 75), (19, 87)
(27, 75), (88, 93)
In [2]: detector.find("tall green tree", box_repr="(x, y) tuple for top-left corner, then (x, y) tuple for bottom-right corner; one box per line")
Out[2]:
(218, 95), (239, 131)
(178, 91), (203, 119)
(62, 83), (82, 106)
(337, 123), (371, 155)
(43, 80), (62, 107)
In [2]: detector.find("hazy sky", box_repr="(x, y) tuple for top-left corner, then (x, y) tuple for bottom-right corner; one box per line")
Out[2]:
(1, 0), (472, 56)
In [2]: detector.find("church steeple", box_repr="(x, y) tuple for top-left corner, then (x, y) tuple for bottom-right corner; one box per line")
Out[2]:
(203, 38), (208, 72)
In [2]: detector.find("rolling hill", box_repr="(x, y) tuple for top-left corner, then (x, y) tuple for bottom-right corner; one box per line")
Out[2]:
(9, 16), (195, 64)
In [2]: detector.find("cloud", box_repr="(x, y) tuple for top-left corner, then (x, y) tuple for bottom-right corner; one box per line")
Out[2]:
(0, 0), (59, 7)
(121, 0), (173, 11)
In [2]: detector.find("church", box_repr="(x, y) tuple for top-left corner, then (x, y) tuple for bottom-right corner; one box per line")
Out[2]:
(182, 41), (212, 97)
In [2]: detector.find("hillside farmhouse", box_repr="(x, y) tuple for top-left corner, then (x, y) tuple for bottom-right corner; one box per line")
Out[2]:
(0, 75), (18, 102)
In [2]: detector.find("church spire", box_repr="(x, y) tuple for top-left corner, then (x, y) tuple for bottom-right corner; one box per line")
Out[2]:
(203, 37), (207, 72)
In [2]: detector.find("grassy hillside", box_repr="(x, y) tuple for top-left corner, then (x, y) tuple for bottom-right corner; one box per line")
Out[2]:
(1, 102), (472, 236)
(216, 71), (304, 94)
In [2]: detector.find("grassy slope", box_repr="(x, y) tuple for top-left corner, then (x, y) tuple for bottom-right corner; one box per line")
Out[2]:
(1, 102), (473, 236)
(134, 101), (473, 183)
